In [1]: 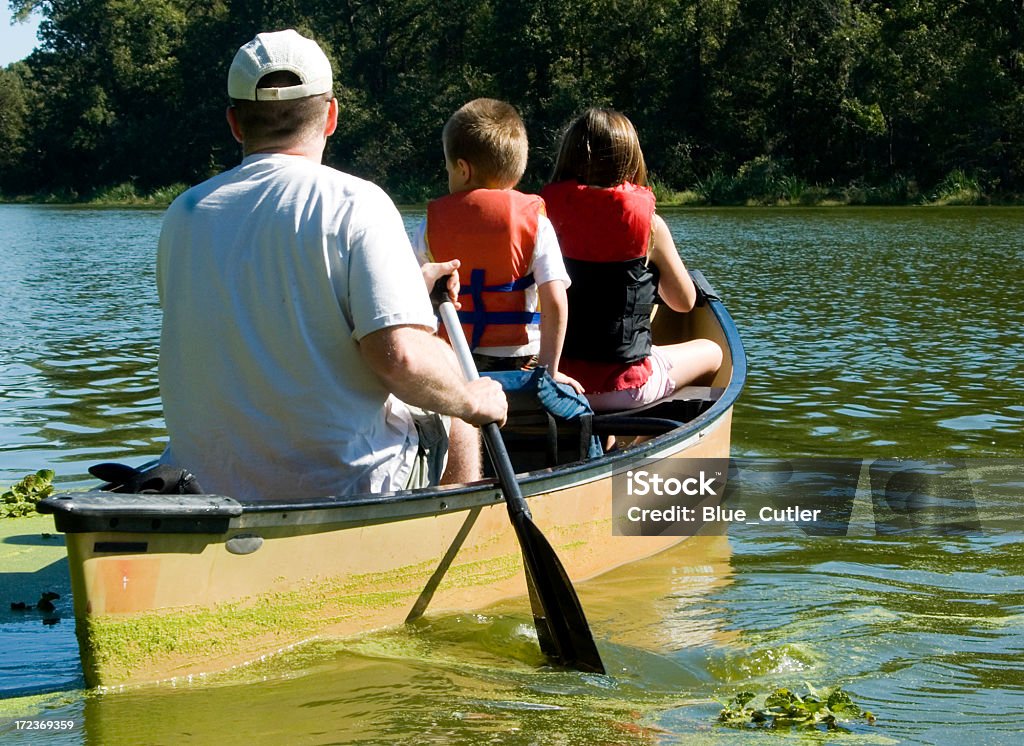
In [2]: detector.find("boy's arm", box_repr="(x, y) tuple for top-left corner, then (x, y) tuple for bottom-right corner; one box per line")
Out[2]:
(537, 280), (583, 393)
(531, 215), (582, 391)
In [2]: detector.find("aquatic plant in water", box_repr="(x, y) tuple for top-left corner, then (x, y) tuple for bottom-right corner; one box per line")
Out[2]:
(1, 469), (54, 518)
(718, 684), (875, 731)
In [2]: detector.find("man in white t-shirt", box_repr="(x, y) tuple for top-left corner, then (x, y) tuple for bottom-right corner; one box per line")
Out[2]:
(157, 30), (506, 501)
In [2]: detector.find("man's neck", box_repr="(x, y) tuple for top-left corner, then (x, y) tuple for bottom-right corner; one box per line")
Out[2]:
(244, 139), (326, 161)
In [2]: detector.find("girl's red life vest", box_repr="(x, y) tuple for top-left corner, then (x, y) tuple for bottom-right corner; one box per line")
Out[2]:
(541, 180), (658, 393)
(542, 180), (656, 262)
(426, 189), (544, 350)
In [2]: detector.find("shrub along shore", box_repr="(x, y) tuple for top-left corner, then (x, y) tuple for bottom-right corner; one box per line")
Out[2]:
(1, 165), (1015, 209)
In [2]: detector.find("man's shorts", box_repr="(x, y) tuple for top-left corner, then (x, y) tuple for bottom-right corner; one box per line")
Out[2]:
(405, 408), (451, 489)
(585, 346), (677, 412)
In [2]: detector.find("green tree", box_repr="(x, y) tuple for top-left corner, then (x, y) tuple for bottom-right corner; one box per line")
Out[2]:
(705, 0), (887, 183)
(10, 0), (190, 192)
(4, 0), (1024, 200)
(0, 62), (30, 192)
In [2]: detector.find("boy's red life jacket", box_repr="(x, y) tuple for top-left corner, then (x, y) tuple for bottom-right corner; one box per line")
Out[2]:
(426, 189), (544, 350)
(540, 180), (657, 371)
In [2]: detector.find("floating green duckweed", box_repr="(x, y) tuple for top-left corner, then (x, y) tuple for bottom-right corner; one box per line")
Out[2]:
(718, 684), (876, 730)
(1, 470), (54, 518)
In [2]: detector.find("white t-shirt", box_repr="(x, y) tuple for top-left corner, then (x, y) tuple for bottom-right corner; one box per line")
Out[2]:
(412, 213), (570, 358)
(157, 153), (437, 501)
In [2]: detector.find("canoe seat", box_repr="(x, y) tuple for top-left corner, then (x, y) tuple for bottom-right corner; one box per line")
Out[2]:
(591, 385), (724, 438)
(623, 385), (723, 419)
(482, 368), (603, 473)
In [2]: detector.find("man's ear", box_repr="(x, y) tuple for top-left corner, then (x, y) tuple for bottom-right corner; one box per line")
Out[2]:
(226, 106), (244, 144)
(324, 98), (339, 137)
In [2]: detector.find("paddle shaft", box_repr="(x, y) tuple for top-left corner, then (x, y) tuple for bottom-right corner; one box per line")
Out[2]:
(438, 302), (531, 521)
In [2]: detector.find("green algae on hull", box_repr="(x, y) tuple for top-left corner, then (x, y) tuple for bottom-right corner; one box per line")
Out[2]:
(80, 547), (530, 686)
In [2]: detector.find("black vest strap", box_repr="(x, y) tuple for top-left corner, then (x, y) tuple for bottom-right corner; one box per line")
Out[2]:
(563, 257), (658, 364)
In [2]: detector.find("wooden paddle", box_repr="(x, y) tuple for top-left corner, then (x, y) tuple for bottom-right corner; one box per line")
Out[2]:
(438, 301), (605, 674)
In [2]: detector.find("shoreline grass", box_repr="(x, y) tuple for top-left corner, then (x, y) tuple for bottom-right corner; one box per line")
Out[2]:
(0, 182), (190, 208)
(3, 173), (1020, 209)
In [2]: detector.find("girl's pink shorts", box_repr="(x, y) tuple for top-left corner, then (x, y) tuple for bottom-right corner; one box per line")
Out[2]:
(585, 346), (676, 412)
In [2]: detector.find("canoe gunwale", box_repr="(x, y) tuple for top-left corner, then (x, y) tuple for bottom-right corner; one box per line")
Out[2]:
(38, 294), (746, 535)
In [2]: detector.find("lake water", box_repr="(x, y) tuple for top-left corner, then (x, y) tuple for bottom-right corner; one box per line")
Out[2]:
(1, 204), (1022, 743)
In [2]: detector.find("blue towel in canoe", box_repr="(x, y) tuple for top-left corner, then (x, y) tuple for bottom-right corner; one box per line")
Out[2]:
(482, 367), (604, 460)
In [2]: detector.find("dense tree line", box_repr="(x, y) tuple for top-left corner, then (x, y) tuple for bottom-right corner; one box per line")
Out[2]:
(3, 0), (1024, 203)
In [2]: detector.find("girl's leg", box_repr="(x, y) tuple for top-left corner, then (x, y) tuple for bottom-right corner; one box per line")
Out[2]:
(658, 339), (723, 390)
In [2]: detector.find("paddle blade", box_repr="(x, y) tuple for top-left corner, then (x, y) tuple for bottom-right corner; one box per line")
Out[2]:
(514, 513), (605, 674)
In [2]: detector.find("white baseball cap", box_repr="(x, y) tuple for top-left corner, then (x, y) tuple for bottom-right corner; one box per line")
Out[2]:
(228, 29), (333, 101)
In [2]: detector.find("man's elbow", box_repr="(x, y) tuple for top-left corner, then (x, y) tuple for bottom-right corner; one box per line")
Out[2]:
(360, 326), (430, 387)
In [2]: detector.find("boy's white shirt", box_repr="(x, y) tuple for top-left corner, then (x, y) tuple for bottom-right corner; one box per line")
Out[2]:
(412, 214), (570, 358)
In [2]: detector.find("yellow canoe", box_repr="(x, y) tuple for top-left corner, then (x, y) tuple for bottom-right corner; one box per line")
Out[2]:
(39, 270), (746, 688)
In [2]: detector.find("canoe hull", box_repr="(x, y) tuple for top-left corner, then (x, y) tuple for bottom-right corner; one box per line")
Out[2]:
(63, 411), (732, 686)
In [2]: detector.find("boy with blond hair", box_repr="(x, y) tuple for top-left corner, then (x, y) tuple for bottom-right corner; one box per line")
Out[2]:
(414, 98), (580, 390)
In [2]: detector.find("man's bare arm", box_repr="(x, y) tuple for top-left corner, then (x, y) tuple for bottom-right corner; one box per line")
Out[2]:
(359, 325), (507, 426)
